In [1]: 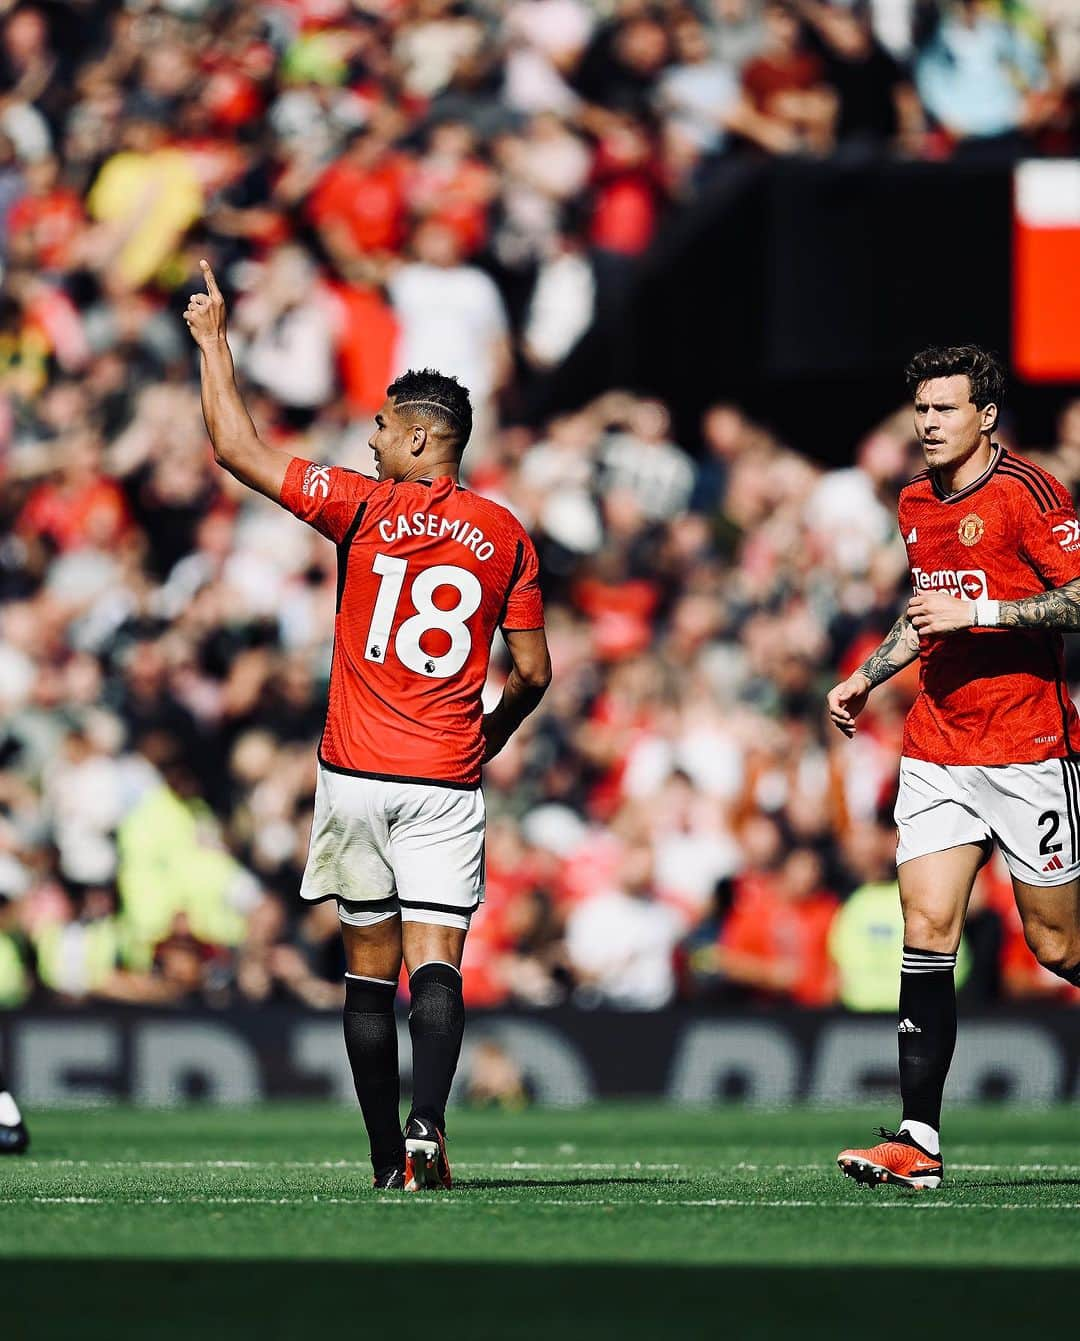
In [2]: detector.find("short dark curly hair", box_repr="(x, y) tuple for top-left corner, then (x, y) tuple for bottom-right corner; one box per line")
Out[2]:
(387, 368), (473, 450)
(904, 345), (1005, 411)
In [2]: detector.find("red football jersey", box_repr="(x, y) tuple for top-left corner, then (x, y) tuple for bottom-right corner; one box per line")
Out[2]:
(280, 459), (544, 787)
(898, 446), (1080, 765)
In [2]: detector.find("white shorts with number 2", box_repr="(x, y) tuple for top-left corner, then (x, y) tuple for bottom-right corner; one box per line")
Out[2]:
(895, 756), (1080, 886)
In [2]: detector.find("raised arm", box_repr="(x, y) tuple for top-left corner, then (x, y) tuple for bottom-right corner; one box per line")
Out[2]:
(184, 259), (292, 501)
(482, 627), (552, 762)
(826, 611), (921, 738)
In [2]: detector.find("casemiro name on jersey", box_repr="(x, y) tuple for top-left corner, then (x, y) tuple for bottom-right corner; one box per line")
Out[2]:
(377, 510), (496, 562)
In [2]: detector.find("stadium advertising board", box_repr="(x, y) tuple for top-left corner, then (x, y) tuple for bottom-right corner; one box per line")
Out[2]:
(4, 1008), (1080, 1108)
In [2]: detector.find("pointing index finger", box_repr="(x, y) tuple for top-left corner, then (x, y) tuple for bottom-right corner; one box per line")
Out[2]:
(200, 258), (221, 299)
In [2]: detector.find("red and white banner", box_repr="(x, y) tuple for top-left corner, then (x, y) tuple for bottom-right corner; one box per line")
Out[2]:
(1014, 161), (1080, 382)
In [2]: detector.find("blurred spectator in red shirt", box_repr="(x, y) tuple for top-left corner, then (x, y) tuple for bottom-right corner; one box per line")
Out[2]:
(198, 6), (273, 136)
(409, 119), (496, 258)
(461, 818), (565, 1007)
(720, 841), (839, 1005)
(7, 156), (84, 272)
(308, 122), (411, 278)
(589, 111), (666, 257)
(325, 281), (398, 417)
(742, 0), (837, 154)
(577, 656), (665, 817)
(12, 268), (89, 376)
(18, 429), (130, 553)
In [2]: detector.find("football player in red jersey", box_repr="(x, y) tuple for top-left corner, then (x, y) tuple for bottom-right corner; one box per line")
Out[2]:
(185, 262), (551, 1192)
(827, 345), (1080, 1188)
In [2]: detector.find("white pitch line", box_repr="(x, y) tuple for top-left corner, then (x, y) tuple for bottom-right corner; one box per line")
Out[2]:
(11, 1195), (1080, 1211)
(21, 1157), (1080, 1176)
(16, 1159), (683, 1173)
(952, 1163), (1080, 1173)
(732, 1161), (1080, 1174)
(465, 1162), (684, 1171)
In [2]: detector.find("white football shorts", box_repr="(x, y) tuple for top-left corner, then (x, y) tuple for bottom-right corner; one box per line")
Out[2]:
(299, 764), (486, 931)
(895, 756), (1080, 886)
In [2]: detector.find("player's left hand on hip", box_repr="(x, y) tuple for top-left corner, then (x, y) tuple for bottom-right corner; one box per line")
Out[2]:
(480, 713), (508, 763)
(907, 591), (974, 636)
(480, 734), (505, 764)
(183, 258), (228, 349)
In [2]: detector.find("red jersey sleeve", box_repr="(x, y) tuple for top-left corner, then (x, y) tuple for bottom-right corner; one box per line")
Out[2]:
(279, 457), (376, 544)
(1015, 477), (1080, 589)
(501, 532), (544, 630)
(306, 164), (343, 228)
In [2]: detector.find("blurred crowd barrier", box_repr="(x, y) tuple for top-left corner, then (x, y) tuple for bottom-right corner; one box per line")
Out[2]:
(5, 1006), (1079, 1105)
(2, 0), (1080, 1018)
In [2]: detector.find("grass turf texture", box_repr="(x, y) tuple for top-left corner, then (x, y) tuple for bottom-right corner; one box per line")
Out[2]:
(5, 1103), (1080, 1338)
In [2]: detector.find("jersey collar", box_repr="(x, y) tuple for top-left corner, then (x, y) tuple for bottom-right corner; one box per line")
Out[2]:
(415, 476), (462, 491)
(930, 443), (1003, 504)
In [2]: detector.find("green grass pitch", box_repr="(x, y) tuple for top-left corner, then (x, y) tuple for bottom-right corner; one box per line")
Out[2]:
(5, 1103), (1080, 1338)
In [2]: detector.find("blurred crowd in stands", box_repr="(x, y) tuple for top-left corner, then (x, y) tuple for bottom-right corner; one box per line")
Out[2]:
(1, 0), (1080, 1016)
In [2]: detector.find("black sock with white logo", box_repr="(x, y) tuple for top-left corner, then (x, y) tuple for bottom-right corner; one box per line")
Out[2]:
(343, 975), (404, 1178)
(897, 946), (956, 1151)
(408, 961), (464, 1135)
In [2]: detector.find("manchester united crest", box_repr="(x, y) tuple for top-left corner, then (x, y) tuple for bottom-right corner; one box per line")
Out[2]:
(958, 513), (984, 547)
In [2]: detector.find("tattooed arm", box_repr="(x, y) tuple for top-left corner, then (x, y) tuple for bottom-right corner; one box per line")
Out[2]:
(855, 612), (922, 685)
(908, 577), (1080, 636)
(998, 579), (1080, 629)
(826, 612), (921, 738)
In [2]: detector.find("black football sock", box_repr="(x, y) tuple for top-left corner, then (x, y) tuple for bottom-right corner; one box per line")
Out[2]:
(407, 961), (464, 1134)
(897, 946), (957, 1146)
(343, 974), (404, 1177)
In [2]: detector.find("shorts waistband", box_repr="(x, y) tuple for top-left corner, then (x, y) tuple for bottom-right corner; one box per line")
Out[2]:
(317, 755), (481, 792)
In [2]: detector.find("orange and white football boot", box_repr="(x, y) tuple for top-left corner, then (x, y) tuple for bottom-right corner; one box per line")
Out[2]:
(837, 1128), (943, 1189)
(403, 1115), (453, 1191)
